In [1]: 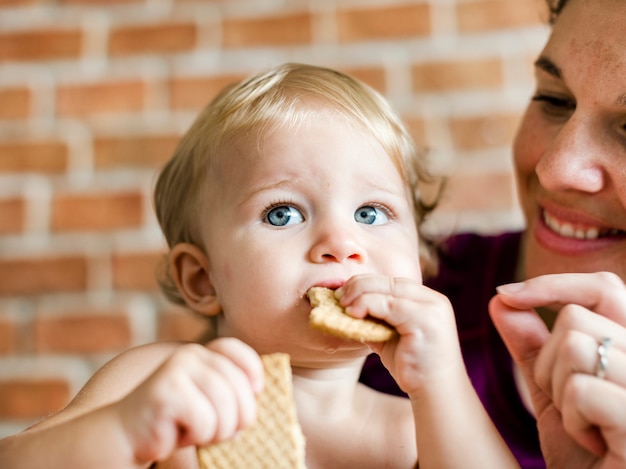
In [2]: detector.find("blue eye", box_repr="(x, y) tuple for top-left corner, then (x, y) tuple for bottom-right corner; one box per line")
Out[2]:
(266, 205), (304, 226)
(354, 206), (389, 225)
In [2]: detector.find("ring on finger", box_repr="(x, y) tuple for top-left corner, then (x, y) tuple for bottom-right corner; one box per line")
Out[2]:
(595, 337), (612, 380)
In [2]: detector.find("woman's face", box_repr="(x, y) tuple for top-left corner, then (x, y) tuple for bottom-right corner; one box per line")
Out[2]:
(514, 0), (626, 282)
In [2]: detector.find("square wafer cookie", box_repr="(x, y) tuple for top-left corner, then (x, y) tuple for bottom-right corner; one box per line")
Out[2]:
(196, 353), (306, 469)
(308, 286), (397, 343)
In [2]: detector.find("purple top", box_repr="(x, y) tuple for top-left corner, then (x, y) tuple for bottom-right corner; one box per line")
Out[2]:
(359, 232), (545, 468)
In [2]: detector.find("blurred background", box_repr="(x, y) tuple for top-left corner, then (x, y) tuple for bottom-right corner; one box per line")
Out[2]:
(0, 0), (548, 436)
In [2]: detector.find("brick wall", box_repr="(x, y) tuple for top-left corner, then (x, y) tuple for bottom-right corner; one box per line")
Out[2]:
(0, 0), (549, 436)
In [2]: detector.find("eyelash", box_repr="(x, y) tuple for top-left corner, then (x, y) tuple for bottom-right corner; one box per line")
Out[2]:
(261, 200), (396, 220)
(262, 199), (301, 219)
(531, 93), (576, 114)
(363, 202), (396, 220)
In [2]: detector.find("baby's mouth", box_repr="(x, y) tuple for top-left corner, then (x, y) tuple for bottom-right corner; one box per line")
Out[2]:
(543, 211), (626, 240)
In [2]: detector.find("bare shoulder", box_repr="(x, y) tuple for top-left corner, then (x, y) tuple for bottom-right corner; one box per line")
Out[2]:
(31, 341), (187, 430)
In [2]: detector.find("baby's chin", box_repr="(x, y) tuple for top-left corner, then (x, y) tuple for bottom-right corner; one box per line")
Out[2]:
(276, 334), (371, 363)
(289, 346), (372, 370)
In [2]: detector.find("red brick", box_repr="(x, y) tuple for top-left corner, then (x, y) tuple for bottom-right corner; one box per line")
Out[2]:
(158, 307), (213, 342)
(108, 22), (197, 56)
(112, 251), (164, 290)
(0, 141), (68, 174)
(0, 198), (25, 234)
(0, 379), (70, 419)
(169, 74), (248, 111)
(0, 0), (41, 6)
(60, 0), (141, 4)
(223, 13), (312, 48)
(0, 29), (82, 62)
(341, 66), (387, 94)
(337, 4), (431, 42)
(0, 256), (88, 295)
(449, 113), (522, 151)
(56, 80), (146, 117)
(34, 312), (132, 353)
(0, 87), (30, 119)
(412, 58), (503, 92)
(0, 320), (18, 355)
(51, 191), (143, 232)
(457, 0), (547, 32)
(94, 134), (181, 169)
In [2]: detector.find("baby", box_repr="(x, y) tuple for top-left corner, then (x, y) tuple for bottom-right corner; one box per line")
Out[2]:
(0, 63), (517, 469)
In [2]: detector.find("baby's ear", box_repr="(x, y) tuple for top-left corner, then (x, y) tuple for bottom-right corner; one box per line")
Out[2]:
(169, 243), (221, 317)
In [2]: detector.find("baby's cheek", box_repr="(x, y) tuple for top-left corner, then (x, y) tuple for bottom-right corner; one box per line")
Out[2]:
(391, 255), (422, 283)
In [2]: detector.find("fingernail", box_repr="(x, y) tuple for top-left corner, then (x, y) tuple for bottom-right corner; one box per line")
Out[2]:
(496, 282), (526, 294)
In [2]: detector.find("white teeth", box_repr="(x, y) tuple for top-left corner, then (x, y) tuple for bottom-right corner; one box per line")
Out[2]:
(543, 212), (600, 240)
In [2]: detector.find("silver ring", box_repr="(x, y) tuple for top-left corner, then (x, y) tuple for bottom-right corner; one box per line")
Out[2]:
(595, 337), (612, 379)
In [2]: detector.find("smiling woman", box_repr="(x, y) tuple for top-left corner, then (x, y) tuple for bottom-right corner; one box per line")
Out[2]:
(514, 0), (626, 281)
(360, 0), (626, 467)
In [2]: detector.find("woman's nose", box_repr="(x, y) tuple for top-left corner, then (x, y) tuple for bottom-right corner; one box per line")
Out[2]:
(309, 225), (367, 264)
(536, 116), (606, 194)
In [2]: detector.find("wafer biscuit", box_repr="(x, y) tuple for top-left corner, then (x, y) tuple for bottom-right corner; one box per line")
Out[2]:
(196, 353), (306, 469)
(307, 286), (397, 342)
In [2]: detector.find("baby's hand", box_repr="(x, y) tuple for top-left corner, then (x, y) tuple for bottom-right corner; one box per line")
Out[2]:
(115, 338), (263, 464)
(337, 274), (463, 396)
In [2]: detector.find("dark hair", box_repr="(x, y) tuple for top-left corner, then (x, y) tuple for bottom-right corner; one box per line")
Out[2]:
(548, 0), (568, 23)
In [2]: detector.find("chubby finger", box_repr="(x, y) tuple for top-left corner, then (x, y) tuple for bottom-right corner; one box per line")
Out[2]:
(336, 274), (419, 309)
(496, 272), (626, 325)
(197, 341), (263, 439)
(118, 342), (258, 460)
(206, 337), (265, 394)
(167, 345), (247, 444)
(337, 275), (452, 333)
(159, 342), (261, 445)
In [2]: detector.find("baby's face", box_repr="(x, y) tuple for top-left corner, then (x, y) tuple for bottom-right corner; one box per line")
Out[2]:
(199, 108), (422, 360)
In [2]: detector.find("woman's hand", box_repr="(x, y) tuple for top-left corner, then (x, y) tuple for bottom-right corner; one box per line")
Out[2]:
(490, 272), (626, 468)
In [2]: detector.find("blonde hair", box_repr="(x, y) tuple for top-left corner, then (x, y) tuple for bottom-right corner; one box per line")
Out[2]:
(154, 62), (440, 305)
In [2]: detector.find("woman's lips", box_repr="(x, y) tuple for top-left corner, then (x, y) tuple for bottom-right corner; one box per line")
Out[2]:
(542, 210), (625, 240)
(533, 209), (626, 256)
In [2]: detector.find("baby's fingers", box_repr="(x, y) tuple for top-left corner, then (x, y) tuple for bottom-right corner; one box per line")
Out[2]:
(121, 341), (262, 461)
(338, 275), (452, 332)
(191, 346), (261, 443)
(206, 338), (265, 395)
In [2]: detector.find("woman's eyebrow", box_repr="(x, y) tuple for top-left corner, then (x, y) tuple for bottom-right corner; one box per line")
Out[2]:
(536, 55), (626, 107)
(534, 55), (562, 79)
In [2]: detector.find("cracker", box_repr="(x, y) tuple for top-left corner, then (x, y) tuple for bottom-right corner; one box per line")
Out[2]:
(197, 353), (306, 469)
(307, 286), (397, 343)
